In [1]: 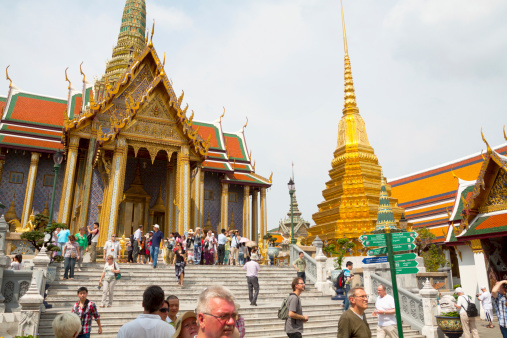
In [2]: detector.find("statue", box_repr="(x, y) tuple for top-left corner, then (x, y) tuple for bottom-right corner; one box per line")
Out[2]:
(120, 234), (126, 259)
(9, 212), (36, 233)
(439, 294), (457, 314)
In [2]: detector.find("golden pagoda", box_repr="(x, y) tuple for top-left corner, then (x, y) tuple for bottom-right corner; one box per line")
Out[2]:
(308, 1), (403, 247)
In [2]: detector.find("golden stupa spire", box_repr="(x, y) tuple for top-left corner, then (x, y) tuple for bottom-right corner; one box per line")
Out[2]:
(340, 0), (357, 113)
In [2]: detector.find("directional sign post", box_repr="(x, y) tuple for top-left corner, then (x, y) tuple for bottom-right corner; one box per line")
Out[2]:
(395, 267), (420, 275)
(395, 260), (419, 268)
(385, 231), (404, 338)
(393, 253), (417, 262)
(362, 256), (388, 264)
(367, 247), (387, 256)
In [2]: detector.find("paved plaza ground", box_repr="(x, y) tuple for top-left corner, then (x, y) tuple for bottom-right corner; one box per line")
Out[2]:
(476, 319), (503, 338)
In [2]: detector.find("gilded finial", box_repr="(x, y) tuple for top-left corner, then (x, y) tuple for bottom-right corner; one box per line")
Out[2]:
(65, 67), (72, 90)
(451, 168), (459, 180)
(149, 19), (155, 47)
(178, 90), (185, 106)
(189, 110), (194, 123)
(460, 194), (467, 207)
(249, 150), (252, 160)
(446, 207), (451, 218)
(145, 29), (149, 45)
(340, 0), (357, 112)
(253, 160), (256, 171)
(162, 52), (166, 67)
(269, 172), (273, 183)
(481, 150), (485, 161)
(503, 125), (507, 141)
(243, 117), (248, 130)
(5, 65), (13, 88)
(79, 62), (86, 83)
(220, 107), (225, 122)
(481, 128), (492, 153)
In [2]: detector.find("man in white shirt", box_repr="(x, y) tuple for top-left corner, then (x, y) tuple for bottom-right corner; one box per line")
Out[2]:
(103, 234), (121, 261)
(117, 285), (175, 337)
(373, 284), (398, 338)
(243, 256), (260, 306)
(132, 225), (143, 262)
(477, 286), (494, 328)
(217, 229), (227, 265)
(455, 287), (480, 338)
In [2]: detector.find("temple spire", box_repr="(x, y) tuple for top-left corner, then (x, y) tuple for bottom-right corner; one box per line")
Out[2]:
(103, 0), (147, 83)
(340, 0), (357, 113)
(375, 170), (398, 231)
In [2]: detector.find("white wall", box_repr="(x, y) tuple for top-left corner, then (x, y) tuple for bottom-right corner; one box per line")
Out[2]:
(457, 245), (482, 312)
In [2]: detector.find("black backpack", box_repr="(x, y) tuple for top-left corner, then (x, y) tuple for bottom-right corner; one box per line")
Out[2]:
(463, 296), (479, 317)
(336, 270), (347, 288)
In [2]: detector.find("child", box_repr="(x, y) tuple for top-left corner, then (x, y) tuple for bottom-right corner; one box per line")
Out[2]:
(71, 286), (102, 337)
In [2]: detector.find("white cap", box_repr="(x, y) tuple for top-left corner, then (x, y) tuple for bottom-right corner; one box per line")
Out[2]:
(153, 224), (160, 229)
(454, 287), (464, 294)
(481, 286), (487, 290)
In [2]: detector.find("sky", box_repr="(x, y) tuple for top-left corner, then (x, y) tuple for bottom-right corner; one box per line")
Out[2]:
(1, 0), (506, 232)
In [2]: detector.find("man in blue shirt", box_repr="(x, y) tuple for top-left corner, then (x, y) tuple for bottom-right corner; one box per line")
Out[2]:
(57, 227), (71, 254)
(151, 224), (164, 268)
(492, 279), (507, 338)
(343, 261), (354, 311)
(217, 229), (227, 265)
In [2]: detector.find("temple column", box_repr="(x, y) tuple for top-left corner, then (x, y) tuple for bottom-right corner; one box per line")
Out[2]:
(251, 190), (258, 241)
(177, 146), (191, 234)
(21, 152), (40, 227)
(260, 187), (267, 242)
(58, 136), (79, 225)
(70, 153), (86, 232)
(103, 137), (128, 241)
(199, 170), (205, 227)
(78, 135), (97, 230)
(191, 166), (201, 230)
(242, 186), (250, 238)
(220, 182), (229, 231)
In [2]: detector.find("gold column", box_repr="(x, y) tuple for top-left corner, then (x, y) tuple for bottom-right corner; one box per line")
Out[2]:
(58, 136), (80, 225)
(242, 185), (250, 238)
(191, 166), (201, 230)
(166, 162), (173, 236)
(70, 153), (86, 232)
(178, 146), (191, 234)
(260, 187), (267, 242)
(251, 190), (258, 242)
(21, 152), (41, 227)
(102, 137), (128, 243)
(220, 182), (229, 231)
(199, 170), (205, 227)
(78, 134), (97, 231)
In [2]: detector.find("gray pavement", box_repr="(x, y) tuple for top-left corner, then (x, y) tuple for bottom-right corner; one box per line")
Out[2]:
(475, 319), (503, 338)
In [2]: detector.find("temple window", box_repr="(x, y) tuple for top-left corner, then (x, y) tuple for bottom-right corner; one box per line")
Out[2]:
(204, 190), (214, 200)
(43, 175), (54, 187)
(9, 172), (23, 184)
(229, 192), (237, 203)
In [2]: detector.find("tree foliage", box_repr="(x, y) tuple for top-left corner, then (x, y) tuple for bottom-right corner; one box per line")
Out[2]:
(20, 214), (66, 262)
(323, 238), (355, 270)
(416, 227), (451, 272)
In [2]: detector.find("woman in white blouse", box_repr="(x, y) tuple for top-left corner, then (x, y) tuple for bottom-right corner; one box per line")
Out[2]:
(98, 255), (120, 307)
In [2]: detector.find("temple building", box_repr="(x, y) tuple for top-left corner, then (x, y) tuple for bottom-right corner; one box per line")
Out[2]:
(389, 136), (507, 304)
(307, 3), (404, 248)
(0, 0), (271, 248)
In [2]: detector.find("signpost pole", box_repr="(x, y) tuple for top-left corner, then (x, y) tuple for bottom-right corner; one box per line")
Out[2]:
(386, 231), (404, 338)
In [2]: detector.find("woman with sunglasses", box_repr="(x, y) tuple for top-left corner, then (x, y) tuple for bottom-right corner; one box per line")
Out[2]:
(158, 300), (170, 322)
(173, 242), (187, 287)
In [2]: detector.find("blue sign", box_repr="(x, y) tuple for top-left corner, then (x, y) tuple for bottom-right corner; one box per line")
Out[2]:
(362, 256), (388, 264)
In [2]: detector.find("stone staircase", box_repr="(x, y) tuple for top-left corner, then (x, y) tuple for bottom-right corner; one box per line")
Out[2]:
(38, 263), (425, 337)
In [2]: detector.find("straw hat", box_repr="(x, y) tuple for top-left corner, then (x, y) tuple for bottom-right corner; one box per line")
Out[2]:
(187, 229), (194, 234)
(172, 311), (197, 338)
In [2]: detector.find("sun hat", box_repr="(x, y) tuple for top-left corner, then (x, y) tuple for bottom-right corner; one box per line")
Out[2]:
(172, 311), (197, 338)
(153, 224), (160, 229)
(454, 287), (464, 294)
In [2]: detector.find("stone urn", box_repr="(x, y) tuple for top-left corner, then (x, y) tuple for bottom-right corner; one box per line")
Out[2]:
(331, 269), (341, 283)
(267, 246), (280, 258)
(435, 316), (463, 338)
(330, 269), (346, 301)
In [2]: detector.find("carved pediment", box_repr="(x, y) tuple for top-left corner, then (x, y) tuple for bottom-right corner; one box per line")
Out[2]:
(136, 93), (176, 122)
(480, 168), (507, 213)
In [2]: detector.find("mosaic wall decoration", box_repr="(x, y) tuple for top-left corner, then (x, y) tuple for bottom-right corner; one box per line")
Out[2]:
(228, 183), (244, 235)
(86, 168), (104, 225)
(0, 151), (31, 218)
(203, 172), (221, 232)
(33, 156), (64, 221)
(10, 240), (36, 255)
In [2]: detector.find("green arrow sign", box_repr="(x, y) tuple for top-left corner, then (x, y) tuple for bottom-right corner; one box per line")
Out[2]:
(395, 260), (418, 268)
(392, 231), (418, 239)
(362, 240), (387, 247)
(367, 247), (387, 256)
(392, 243), (416, 252)
(359, 234), (385, 242)
(395, 267), (419, 275)
(391, 237), (416, 245)
(393, 253), (417, 261)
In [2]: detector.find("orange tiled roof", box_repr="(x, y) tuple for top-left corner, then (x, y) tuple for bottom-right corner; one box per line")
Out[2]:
(1, 125), (61, 138)
(0, 96), (6, 114)
(224, 134), (247, 160)
(193, 123), (222, 149)
(5, 93), (67, 128)
(458, 212), (507, 239)
(0, 134), (63, 151)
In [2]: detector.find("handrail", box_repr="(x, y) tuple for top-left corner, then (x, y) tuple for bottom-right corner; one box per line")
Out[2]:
(371, 273), (424, 332)
(290, 244), (316, 284)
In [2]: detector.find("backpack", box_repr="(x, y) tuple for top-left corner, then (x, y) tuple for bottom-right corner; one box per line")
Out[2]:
(463, 296), (479, 317)
(87, 233), (93, 246)
(278, 293), (297, 320)
(336, 270), (347, 288)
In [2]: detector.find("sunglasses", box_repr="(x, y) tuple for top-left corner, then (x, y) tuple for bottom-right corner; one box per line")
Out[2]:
(159, 308), (169, 313)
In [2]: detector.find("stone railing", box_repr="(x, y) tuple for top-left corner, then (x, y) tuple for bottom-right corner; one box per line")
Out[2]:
(371, 273), (424, 332)
(290, 244), (317, 284)
(1, 270), (33, 312)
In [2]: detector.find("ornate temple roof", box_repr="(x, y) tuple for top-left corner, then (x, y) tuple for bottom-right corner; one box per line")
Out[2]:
(375, 173), (398, 231)
(389, 143), (507, 244)
(0, 81), (67, 152)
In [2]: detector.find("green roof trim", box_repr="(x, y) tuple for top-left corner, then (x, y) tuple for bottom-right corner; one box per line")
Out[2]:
(5, 93), (67, 128)
(69, 93), (82, 120)
(459, 215), (507, 238)
(193, 121), (224, 150)
(452, 186), (475, 221)
(0, 96), (6, 102)
(223, 133), (247, 160)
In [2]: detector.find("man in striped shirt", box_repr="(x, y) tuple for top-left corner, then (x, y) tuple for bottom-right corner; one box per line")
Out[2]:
(492, 280), (507, 338)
